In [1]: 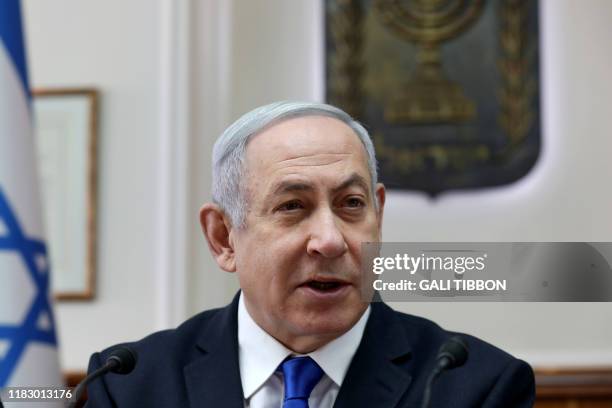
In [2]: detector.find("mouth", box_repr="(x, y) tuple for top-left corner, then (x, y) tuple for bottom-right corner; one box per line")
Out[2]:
(298, 277), (352, 299)
(305, 281), (343, 291)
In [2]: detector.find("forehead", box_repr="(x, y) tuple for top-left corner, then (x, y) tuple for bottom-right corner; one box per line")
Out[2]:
(244, 115), (370, 183)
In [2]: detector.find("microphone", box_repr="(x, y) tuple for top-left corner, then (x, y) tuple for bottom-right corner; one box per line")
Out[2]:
(70, 346), (137, 408)
(420, 336), (469, 408)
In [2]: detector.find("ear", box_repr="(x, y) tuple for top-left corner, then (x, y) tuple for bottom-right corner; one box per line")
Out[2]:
(374, 183), (386, 240)
(199, 203), (237, 272)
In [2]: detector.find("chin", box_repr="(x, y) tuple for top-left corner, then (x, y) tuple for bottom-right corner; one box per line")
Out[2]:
(293, 308), (365, 337)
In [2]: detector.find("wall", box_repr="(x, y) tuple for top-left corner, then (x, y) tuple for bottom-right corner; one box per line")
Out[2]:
(24, 0), (161, 370)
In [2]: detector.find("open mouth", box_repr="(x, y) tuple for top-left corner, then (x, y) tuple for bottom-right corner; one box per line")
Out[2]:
(299, 278), (351, 296)
(306, 281), (342, 291)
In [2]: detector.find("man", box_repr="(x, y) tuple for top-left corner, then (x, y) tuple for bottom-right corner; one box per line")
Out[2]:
(86, 102), (535, 407)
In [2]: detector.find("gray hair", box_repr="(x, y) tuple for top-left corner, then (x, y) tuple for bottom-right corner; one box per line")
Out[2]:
(211, 101), (378, 228)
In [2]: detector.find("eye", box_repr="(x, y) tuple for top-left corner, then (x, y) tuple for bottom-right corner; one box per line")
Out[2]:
(277, 200), (304, 212)
(344, 197), (366, 208)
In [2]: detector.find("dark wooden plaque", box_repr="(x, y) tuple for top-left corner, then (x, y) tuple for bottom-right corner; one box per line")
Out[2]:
(326, 0), (541, 196)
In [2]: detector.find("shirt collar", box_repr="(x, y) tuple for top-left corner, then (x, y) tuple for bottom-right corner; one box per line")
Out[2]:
(309, 305), (370, 386)
(237, 292), (371, 398)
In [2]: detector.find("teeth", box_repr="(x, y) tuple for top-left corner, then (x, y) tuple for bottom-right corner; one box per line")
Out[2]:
(308, 281), (340, 290)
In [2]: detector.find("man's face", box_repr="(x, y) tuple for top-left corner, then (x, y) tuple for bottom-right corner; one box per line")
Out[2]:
(230, 115), (385, 352)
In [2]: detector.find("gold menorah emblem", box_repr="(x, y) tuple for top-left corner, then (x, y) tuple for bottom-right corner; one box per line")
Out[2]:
(374, 0), (484, 124)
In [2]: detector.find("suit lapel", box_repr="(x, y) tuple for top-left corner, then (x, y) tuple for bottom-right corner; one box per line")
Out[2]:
(184, 293), (244, 408)
(181, 294), (414, 408)
(333, 302), (413, 408)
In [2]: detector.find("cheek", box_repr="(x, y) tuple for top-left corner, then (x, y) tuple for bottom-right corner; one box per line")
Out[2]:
(235, 236), (300, 294)
(346, 223), (379, 250)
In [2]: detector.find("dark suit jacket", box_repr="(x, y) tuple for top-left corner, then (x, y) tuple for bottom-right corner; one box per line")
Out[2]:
(85, 293), (535, 407)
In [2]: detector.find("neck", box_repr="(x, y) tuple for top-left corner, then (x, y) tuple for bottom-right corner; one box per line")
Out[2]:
(242, 297), (357, 355)
(277, 333), (340, 354)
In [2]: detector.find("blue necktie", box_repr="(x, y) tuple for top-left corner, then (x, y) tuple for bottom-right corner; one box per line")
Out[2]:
(280, 356), (324, 408)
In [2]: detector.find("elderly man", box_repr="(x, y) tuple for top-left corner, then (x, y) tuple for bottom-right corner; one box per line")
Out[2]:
(86, 102), (535, 407)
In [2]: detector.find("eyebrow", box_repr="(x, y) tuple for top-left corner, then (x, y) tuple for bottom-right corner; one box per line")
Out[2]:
(271, 172), (370, 197)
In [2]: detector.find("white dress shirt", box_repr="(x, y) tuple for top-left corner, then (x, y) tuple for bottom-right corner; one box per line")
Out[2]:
(238, 293), (371, 408)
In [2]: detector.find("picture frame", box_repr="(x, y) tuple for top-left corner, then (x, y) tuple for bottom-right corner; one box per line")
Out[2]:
(32, 88), (99, 301)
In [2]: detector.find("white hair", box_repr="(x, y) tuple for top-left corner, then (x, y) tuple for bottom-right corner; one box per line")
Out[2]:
(211, 101), (378, 228)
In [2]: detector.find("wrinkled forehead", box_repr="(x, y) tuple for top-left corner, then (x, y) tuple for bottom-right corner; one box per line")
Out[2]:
(243, 115), (370, 176)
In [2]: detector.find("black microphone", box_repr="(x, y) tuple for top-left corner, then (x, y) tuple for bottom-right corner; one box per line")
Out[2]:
(420, 336), (469, 408)
(70, 346), (137, 407)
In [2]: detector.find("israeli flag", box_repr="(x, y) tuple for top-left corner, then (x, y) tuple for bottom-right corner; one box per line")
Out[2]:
(0, 0), (63, 390)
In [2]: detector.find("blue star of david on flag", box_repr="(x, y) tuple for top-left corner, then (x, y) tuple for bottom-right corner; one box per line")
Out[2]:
(1, 0), (62, 388)
(0, 189), (58, 386)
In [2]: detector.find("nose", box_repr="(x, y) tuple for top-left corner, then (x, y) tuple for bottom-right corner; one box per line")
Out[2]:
(306, 209), (348, 258)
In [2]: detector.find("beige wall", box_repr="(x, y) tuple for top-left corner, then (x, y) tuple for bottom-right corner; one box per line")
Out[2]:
(24, 0), (161, 370)
(24, 0), (612, 371)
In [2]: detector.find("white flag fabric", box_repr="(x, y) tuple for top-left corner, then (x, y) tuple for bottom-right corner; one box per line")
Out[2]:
(0, 0), (63, 391)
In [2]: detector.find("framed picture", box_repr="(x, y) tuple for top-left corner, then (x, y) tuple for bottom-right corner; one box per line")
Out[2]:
(32, 88), (99, 301)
